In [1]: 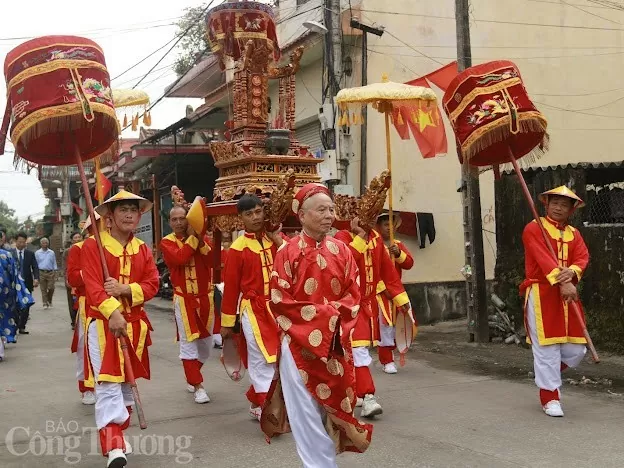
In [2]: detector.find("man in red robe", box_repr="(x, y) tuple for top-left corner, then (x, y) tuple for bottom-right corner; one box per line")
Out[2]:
(261, 183), (372, 467)
(375, 212), (415, 374)
(220, 194), (284, 421)
(160, 204), (218, 405)
(335, 217), (411, 418)
(67, 213), (100, 406)
(521, 186), (589, 418)
(82, 190), (159, 467)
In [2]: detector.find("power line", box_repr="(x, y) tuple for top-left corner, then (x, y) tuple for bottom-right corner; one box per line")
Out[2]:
(111, 38), (180, 81)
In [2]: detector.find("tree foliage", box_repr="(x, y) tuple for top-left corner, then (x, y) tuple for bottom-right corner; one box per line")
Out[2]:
(0, 201), (18, 237)
(173, 4), (211, 77)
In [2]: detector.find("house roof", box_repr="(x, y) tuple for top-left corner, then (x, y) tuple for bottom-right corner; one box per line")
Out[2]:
(503, 160), (624, 174)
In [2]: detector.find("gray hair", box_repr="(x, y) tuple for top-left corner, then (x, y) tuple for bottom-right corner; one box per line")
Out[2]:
(40, 237), (49, 244)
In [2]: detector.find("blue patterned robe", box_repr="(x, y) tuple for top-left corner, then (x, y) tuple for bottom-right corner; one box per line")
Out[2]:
(0, 249), (34, 344)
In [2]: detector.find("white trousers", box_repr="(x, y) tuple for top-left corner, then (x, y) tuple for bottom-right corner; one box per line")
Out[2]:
(280, 338), (337, 468)
(174, 298), (213, 362)
(241, 312), (275, 393)
(213, 334), (223, 347)
(379, 315), (396, 347)
(0, 336), (5, 360)
(526, 291), (586, 392)
(75, 313), (85, 383)
(352, 346), (372, 368)
(87, 321), (134, 430)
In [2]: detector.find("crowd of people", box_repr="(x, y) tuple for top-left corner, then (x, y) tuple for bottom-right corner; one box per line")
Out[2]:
(0, 182), (590, 468)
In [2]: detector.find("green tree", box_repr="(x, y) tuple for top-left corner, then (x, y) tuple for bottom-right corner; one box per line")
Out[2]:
(173, 3), (211, 76)
(0, 200), (19, 237)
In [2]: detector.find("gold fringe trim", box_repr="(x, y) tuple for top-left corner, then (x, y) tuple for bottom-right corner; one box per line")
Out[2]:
(462, 112), (547, 159)
(8, 60), (108, 90)
(11, 101), (118, 148)
(6, 42), (105, 70)
(477, 133), (550, 174)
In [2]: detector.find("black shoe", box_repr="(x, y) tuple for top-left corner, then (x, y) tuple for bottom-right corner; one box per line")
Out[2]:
(19, 329), (29, 335)
(213, 343), (223, 349)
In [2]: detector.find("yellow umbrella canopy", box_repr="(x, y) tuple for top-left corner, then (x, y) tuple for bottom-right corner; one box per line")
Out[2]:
(335, 75), (438, 243)
(112, 89), (152, 130)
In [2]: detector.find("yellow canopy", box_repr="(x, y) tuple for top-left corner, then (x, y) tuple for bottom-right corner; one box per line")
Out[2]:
(336, 78), (437, 108)
(112, 89), (150, 109)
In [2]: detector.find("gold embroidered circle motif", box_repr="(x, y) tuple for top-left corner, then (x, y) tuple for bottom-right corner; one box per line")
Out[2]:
(276, 315), (292, 331)
(291, 199), (300, 213)
(308, 329), (322, 347)
(301, 304), (317, 321)
(328, 315), (339, 333)
(284, 260), (293, 278)
(346, 387), (355, 401)
(330, 277), (341, 296)
(316, 254), (327, 270)
(340, 397), (352, 413)
(299, 369), (309, 384)
(271, 288), (283, 304)
(326, 240), (339, 255)
(326, 358), (344, 376)
(316, 383), (331, 400)
(351, 305), (360, 318)
(277, 278), (291, 289)
(301, 347), (316, 361)
(304, 278), (318, 295)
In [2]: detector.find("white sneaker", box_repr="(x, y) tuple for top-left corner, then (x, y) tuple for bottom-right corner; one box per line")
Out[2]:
(82, 391), (96, 405)
(194, 388), (210, 404)
(383, 362), (398, 374)
(543, 400), (564, 417)
(106, 448), (127, 468)
(355, 397), (363, 408)
(249, 405), (262, 421)
(123, 437), (132, 455)
(360, 394), (383, 418)
(186, 384), (195, 393)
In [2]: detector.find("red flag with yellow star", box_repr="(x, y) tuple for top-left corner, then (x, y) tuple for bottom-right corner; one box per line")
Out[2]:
(94, 166), (112, 202)
(395, 77), (447, 158)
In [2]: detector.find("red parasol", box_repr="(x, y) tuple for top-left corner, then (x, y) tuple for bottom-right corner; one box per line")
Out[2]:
(442, 60), (599, 363)
(1, 35), (150, 424)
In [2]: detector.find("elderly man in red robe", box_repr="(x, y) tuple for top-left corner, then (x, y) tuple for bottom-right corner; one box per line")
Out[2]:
(160, 203), (218, 405)
(521, 186), (589, 418)
(82, 190), (159, 467)
(261, 183), (372, 468)
(67, 213), (100, 406)
(335, 216), (411, 418)
(375, 212), (415, 374)
(220, 194), (284, 421)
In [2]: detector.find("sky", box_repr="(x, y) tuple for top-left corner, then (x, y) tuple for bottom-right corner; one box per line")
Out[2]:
(0, 0), (213, 221)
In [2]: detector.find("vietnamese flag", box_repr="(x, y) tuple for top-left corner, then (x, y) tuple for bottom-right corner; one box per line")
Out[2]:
(94, 167), (112, 202)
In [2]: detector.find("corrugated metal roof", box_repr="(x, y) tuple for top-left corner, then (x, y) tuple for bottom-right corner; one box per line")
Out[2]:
(503, 160), (624, 174)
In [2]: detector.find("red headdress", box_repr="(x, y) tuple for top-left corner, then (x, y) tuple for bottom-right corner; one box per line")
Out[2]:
(291, 183), (330, 214)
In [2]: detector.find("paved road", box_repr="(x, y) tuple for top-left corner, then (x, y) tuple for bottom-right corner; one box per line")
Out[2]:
(1, 290), (623, 467)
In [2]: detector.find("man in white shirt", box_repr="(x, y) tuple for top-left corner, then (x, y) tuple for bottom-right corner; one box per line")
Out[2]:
(35, 237), (57, 309)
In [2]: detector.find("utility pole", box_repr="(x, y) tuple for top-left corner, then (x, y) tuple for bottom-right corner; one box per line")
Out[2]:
(456, 0), (489, 343)
(350, 17), (384, 195)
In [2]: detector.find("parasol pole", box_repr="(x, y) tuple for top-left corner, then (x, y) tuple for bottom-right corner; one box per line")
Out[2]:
(95, 156), (105, 231)
(508, 151), (599, 363)
(74, 145), (149, 428)
(384, 110), (395, 245)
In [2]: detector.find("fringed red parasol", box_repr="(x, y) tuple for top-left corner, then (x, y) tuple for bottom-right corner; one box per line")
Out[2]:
(442, 60), (599, 363)
(1, 35), (151, 423)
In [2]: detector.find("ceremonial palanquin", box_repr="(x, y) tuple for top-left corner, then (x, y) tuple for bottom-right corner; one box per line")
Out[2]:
(204, 0), (321, 234)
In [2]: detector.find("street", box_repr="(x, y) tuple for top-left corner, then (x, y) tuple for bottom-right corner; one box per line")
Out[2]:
(1, 288), (623, 468)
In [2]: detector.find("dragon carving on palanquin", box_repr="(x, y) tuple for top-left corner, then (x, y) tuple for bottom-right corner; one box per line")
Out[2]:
(268, 46), (304, 78)
(241, 39), (274, 73)
(334, 170), (391, 229)
(264, 169), (296, 231)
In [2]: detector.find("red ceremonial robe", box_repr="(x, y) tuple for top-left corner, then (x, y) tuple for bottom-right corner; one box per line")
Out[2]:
(221, 232), (280, 365)
(520, 217), (589, 345)
(334, 229), (409, 346)
(82, 232), (159, 385)
(67, 241), (87, 353)
(261, 233), (373, 453)
(376, 240), (415, 327)
(160, 233), (219, 341)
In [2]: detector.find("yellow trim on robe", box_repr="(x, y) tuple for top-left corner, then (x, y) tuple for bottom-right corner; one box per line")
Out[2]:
(376, 280), (386, 295)
(207, 291), (215, 334)
(84, 317), (95, 387)
(221, 313), (237, 328)
(98, 297), (122, 319)
(199, 244), (211, 256)
(230, 234), (276, 254)
(174, 293), (200, 342)
(376, 294), (393, 326)
(545, 268), (561, 286)
(186, 236), (199, 250)
(130, 283), (144, 307)
(542, 218), (575, 243)
(525, 285), (587, 345)
(569, 264), (583, 281)
(136, 320), (149, 360)
(396, 250), (408, 264)
(350, 235), (368, 254)
(240, 298), (277, 363)
(100, 231), (143, 257)
(392, 291), (410, 308)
